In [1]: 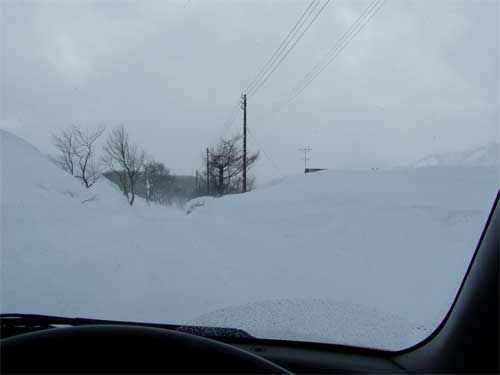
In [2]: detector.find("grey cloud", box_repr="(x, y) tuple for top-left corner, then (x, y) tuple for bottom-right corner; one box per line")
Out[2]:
(2, 0), (498, 182)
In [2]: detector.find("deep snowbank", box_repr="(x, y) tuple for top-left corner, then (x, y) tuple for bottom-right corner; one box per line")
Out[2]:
(1, 129), (498, 350)
(412, 142), (499, 168)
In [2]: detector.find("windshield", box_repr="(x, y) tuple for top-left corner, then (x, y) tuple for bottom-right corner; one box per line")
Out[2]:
(1, 0), (498, 351)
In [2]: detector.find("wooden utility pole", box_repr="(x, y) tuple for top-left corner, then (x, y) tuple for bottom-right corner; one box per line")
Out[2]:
(206, 148), (210, 195)
(195, 170), (199, 194)
(298, 147), (312, 172)
(241, 94), (247, 193)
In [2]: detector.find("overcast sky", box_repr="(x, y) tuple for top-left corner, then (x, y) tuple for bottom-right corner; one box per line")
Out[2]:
(1, 0), (499, 182)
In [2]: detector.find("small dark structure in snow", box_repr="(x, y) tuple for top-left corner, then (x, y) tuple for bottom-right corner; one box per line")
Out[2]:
(305, 168), (327, 174)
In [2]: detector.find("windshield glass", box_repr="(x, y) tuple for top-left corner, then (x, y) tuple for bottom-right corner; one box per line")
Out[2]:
(1, 0), (499, 351)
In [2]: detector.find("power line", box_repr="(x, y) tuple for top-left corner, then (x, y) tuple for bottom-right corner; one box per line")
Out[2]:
(287, 0), (382, 98)
(259, 0), (386, 121)
(215, 0), (331, 147)
(248, 0), (332, 98)
(217, 1), (320, 140)
(247, 127), (282, 172)
(286, 0), (385, 104)
(215, 98), (241, 141)
(244, 0), (319, 95)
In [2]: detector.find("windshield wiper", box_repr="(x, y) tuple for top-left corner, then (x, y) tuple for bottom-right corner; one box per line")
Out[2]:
(0, 313), (253, 340)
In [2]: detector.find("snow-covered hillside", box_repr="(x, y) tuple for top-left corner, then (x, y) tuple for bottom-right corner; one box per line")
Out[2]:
(1, 129), (498, 350)
(413, 142), (499, 168)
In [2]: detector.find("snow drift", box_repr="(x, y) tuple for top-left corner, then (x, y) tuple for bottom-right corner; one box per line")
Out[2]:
(1, 129), (498, 350)
(413, 142), (499, 168)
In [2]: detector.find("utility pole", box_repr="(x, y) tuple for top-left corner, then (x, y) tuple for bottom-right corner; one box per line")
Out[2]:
(241, 94), (247, 193)
(195, 170), (199, 195)
(298, 147), (312, 172)
(206, 148), (210, 195)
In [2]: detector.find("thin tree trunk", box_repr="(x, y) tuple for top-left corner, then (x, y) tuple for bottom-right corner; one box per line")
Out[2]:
(218, 167), (224, 196)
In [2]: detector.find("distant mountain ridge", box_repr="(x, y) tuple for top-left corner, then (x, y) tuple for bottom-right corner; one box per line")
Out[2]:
(413, 142), (499, 168)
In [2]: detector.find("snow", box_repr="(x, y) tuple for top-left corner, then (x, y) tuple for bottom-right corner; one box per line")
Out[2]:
(412, 142), (499, 168)
(189, 298), (428, 349)
(1, 128), (499, 350)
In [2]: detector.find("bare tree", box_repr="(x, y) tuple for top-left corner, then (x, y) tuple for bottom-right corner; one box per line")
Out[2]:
(73, 126), (105, 188)
(52, 128), (77, 175)
(52, 126), (104, 188)
(207, 135), (258, 196)
(142, 160), (171, 204)
(103, 126), (145, 206)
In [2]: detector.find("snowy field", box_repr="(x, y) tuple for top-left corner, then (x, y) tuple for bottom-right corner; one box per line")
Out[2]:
(1, 129), (498, 350)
